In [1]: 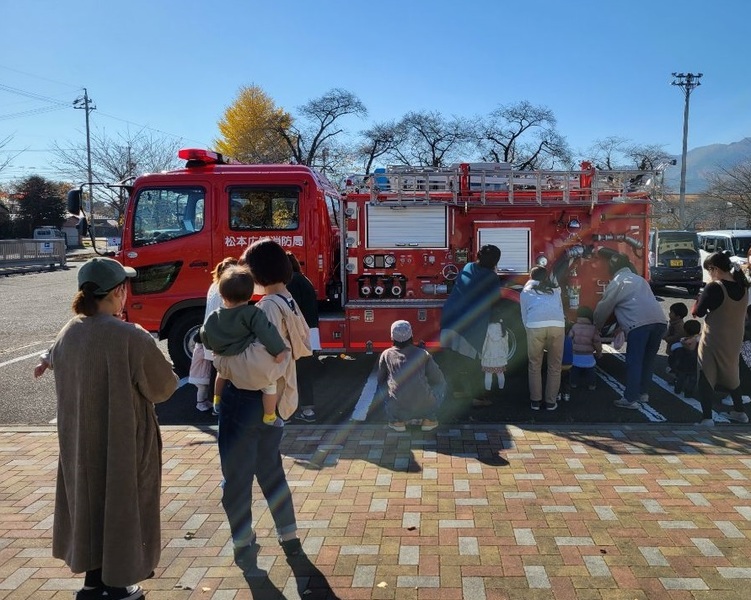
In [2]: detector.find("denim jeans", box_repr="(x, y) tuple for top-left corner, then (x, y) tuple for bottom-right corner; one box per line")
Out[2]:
(624, 322), (667, 402)
(217, 382), (297, 549)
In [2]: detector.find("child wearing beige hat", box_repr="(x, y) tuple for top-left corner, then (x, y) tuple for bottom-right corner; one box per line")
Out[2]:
(376, 320), (446, 432)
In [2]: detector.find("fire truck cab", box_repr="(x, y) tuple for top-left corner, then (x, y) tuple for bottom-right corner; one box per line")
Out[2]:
(70, 149), (658, 375)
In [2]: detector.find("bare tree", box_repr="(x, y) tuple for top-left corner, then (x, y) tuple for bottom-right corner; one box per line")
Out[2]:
(0, 134), (22, 177)
(278, 88), (367, 173)
(475, 101), (572, 170)
(704, 160), (751, 228)
(355, 120), (407, 174)
(625, 143), (673, 171)
(390, 110), (472, 167)
(586, 136), (629, 170)
(52, 128), (182, 224)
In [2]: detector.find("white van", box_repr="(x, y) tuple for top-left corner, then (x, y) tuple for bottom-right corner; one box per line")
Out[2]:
(33, 227), (66, 246)
(696, 229), (751, 283)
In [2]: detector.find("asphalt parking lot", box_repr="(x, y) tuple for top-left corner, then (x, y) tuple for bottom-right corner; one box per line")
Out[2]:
(2, 261), (747, 428)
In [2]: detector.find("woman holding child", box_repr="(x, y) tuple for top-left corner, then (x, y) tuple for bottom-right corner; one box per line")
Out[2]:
(216, 238), (311, 575)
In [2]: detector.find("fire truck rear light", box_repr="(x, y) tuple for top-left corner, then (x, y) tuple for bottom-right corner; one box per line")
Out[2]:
(178, 148), (223, 164)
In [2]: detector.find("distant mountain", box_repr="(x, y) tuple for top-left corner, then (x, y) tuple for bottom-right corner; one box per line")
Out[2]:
(664, 137), (751, 193)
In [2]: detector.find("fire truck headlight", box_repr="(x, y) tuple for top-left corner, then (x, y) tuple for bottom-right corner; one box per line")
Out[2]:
(384, 254), (396, 268)
(363, 254), (375, 268)
(536, 255), (548, 267)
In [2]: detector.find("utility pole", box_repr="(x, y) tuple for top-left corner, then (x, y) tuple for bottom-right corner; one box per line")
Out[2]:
(73, 88), (96, 239)
(671, 72), (702, 229)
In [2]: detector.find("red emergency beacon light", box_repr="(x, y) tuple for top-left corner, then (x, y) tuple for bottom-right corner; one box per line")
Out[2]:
(177, 148), (225, 165)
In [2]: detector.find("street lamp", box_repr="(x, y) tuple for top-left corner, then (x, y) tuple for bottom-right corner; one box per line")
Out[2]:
(671, 72), (702, 229)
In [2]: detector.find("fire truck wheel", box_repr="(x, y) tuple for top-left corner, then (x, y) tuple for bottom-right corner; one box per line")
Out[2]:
(167, 309), (204, 377)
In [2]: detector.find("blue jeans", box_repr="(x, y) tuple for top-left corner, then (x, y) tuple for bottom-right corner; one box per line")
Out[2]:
(217, 382), (297, 549)
(624, 322), (667, 402)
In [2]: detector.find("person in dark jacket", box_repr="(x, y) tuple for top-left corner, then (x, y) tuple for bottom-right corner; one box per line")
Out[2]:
(692, 251), (750, 426)
(285, 252), (320, 422)
(439, 244), (501, 409)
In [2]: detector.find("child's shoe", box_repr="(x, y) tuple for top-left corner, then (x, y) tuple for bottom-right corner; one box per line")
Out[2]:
(196, 400), (213, 412)
(420, 419), (439, 432)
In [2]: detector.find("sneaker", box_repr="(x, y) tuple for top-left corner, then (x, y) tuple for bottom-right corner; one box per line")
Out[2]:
(697, 418), (715, 427)
(212, 406), (220, 416)
(421, 419), (439, 432)
(728, 411), (750, 423)
(545, 401), (558, 411)
(263, 416), (284, 427)
(614, 398), (640, 409)
(280, 537), (303, 557)
(530, 400), (541, 411)
(295, 409), (316, 423)
(100, 585), (143, 600)
(639, 393), (649, 404)
(196, 400), (213, 412)
(76, 588), (104, 600)
(388, 421), (406, 432)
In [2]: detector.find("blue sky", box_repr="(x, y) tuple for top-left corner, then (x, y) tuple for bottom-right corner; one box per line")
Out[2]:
(1, 0), (750, 183)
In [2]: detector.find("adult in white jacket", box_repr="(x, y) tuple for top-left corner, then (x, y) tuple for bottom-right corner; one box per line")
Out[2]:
(520, 266), (566, 411)
(593, 252), (667, 409)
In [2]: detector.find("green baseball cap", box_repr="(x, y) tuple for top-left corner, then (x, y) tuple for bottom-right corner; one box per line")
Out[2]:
(78, 257), (136, 295)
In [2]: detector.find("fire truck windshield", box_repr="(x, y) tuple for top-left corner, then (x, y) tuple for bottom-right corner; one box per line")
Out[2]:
(132, 187), (205, 246)
(229, 186), (299, 230)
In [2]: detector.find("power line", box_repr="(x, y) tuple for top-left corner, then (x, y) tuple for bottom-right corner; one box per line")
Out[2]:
(0, 83), (71, 107)
(0, 105), (67, 121)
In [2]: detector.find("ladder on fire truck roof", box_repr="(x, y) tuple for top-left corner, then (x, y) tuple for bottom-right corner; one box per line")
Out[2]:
(348, 163), (659, 208)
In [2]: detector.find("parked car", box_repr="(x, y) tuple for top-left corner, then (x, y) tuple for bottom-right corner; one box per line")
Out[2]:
(697, 229), (751, 284)
(32, 226), (67, 247)
(648, 229), (703, 294)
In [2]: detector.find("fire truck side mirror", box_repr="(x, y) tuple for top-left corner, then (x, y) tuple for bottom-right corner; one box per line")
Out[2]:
(67, 189), (82, 214)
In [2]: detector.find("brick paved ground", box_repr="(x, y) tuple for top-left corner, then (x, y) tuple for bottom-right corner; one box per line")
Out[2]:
(1, 423), (751, 599)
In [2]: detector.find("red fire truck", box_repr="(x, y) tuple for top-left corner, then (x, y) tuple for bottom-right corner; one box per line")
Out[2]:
(69, 149), (658, 375)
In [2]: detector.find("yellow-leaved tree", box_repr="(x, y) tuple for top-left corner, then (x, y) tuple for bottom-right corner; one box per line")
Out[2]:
(215, 85), (292, 164)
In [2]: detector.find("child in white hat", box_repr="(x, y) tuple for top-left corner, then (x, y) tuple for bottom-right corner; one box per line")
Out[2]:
(376, 320), (446, 432)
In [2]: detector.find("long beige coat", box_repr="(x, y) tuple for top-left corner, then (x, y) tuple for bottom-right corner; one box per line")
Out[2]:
(49, 314), (178, 587)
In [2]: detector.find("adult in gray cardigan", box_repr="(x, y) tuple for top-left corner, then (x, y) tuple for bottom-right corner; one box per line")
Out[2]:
(593, 252), (667, 409)
(34, 257), (178, 600)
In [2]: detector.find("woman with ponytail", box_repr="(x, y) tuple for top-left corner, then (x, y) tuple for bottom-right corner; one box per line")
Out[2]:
(33, 257), (178, 599)
(692, 250), (750, 426)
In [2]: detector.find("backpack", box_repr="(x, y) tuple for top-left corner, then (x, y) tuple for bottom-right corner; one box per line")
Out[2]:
(259, 294), (313, 360)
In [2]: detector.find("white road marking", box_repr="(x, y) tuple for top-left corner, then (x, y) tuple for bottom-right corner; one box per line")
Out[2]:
(602, 345), (729, 423)
(350, 362), (379, 421)
(0, 352), (43, 368)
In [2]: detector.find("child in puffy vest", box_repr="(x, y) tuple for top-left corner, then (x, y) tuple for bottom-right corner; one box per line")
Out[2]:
(568, 306), (603, 392)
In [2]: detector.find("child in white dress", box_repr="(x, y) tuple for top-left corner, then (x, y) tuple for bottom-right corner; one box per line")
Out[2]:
(481, 302), (510, 391)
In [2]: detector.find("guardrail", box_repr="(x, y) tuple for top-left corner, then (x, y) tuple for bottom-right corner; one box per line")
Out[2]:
(0, 239), (67, 272)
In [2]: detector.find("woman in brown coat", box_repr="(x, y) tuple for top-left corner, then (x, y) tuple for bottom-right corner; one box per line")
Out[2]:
(35, 257), (178, 600)
(692, 251), (750, 426)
